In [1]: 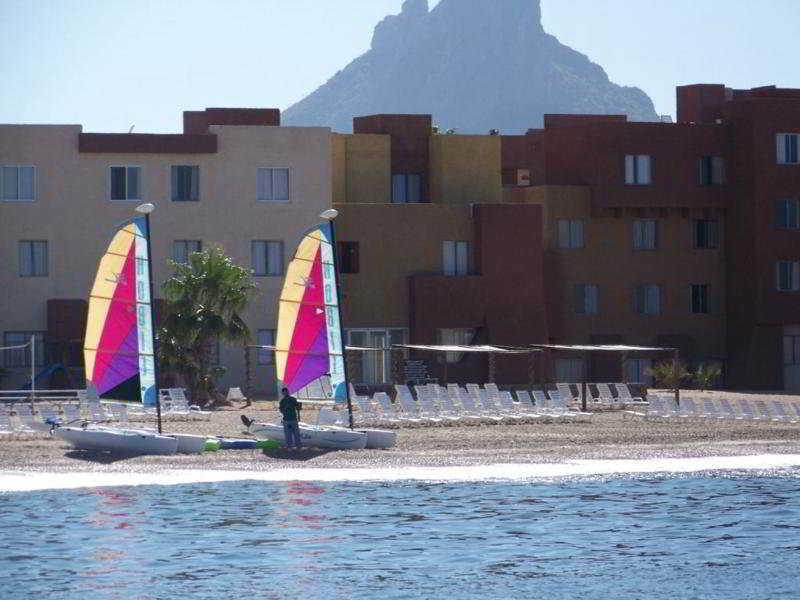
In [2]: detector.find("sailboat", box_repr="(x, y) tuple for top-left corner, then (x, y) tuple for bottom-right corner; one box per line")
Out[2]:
(243, 210), (396, 450)
(53, 204), (187, 454)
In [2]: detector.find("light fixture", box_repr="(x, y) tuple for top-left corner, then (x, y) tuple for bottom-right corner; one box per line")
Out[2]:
(319, 208), (339, 220)
(135, 203), (155, 215)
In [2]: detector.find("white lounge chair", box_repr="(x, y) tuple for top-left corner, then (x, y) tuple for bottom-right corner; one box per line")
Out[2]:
(644, 394), (667, 418)
(86, 400), (109, 421)
(108, 403), (130, 424)
(495, 391), (526, 419)
(719, 398), (741, 420)
(614, 383), (644, 404)
(447, 385), (482, 420)
(737, 399), (760, 420)
(0, 406), (13, 434)
(770, 401), (797, 423)
(788, 402), (800, 421)
(477, 390), (504, 421)
(594, 383), (616, 406)
(62, 403), (82, 425)
(515, 390), (537, 412)
(354, 396), (380, 425)
(754, 400), (781, 422)
(676, 398), (700, 418)
(38, 403), (60, 425)
(14, 404), (38, 432)
(556, 383), (579, 405)
(702, 399), (724, 419)
(373, 393), (401, 424)
(226, 387), (248, 404)
(394, 387), (423, 423)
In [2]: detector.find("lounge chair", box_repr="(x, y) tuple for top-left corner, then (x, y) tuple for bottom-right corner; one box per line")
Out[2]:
(594, 383), (616, 406)
(614, 383), (644, 404)
(415, 389), (443, 423)
(226, 387), (248, 405)
(108, 403), (130, 424)
(495, 391), (528, 419)
(676, 398), (700, 418)
(702, 399), (724, 419)
(515, 390), (536, 411)
(62, 403), (83, 425)
(754, 400), (781, 422)
(644, 394), (667, 418)
(556, 383), (579, 405)
(354, 396), (380, 425)
(788, 402), (800, 420)
(737, 399), (760, 420)
(373, 392), (402, 424)
(0, 406), (13, 434)
(531, 390), (549, 410)
(770, 401), (797, 423)
(477, 390), (504, 421)
(394, 388), (423, 423)
(14, 404), (38, 432)
(719, 398), (741, 420)
(447, 385), (482, 420)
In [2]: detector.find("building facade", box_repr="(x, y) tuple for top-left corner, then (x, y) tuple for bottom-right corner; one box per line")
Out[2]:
(2, 83), (799, 395)
(0, 109), (331, 395)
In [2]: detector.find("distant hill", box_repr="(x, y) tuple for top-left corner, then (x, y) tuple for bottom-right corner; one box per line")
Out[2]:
(283, 0), (658, 133)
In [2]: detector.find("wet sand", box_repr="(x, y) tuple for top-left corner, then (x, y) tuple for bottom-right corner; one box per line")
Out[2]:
(2, 399), (799, 473)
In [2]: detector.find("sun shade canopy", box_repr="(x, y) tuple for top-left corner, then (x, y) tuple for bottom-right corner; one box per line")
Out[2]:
(530, 344), (675, 352)
(395, 344), (538, 354)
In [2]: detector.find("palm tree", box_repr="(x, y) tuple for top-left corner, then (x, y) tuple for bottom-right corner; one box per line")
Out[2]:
(159, 246), (255, 406)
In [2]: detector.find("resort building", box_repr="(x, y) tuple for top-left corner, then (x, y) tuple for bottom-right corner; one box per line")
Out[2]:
(2, 83), (799, 395)
(0, 109), (331, 395)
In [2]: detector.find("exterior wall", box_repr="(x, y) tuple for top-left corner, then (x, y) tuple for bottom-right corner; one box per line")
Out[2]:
(429, 135), (502, 204)
(332, 133), (391, 205)
(0, 122), (331, 397)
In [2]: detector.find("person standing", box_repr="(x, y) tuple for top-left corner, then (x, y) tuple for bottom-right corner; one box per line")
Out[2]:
(279, 387), (302, 450)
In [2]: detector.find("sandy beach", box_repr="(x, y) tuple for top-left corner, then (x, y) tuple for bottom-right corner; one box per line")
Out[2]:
(2, 391), (799, 474)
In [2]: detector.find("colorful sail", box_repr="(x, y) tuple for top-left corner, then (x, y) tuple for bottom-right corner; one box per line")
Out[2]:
(275, 222), (346, 403)
(84, 217), (156, 405)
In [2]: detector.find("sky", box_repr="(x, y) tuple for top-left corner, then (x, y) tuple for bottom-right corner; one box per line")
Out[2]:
(1, 0), (798, 132)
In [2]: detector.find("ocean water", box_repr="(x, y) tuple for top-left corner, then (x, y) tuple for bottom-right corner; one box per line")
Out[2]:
(2, 465), (800, 599)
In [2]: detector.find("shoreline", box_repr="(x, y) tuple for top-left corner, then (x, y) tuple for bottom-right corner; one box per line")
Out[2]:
(2, 409), (799, 475)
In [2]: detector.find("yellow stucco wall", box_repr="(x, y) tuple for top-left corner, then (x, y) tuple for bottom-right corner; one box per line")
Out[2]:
(332, 133), (391, 204)
(429, 135), (502, 205)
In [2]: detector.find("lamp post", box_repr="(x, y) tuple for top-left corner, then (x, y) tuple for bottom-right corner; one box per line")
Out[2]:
(320, 209), (355, 429)
(135, 203), (162, 433)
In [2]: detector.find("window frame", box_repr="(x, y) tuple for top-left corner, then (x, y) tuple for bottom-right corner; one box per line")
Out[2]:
(693, 219), (719, 249)
(256, 167), (291, 203)
(635, 284), (661, 315)
(690, 283), (709, 314)
(251, 240), (285, 277)
(557, 219), (585, 249)
(108, 165), (143, 202)
(257, 329), (276, 365)
(0, 165), (36, 202)
(574, 283), (599, 315)
(699, 156), (725, 186)
(777, 260), (800, 292)
(624, 154), (652, 185)
(437, 327), (476, 363)
(633, 219), (658, 250)
(442, 240), (470, 276)
(777, 133), (799, 165)
(391, 173), (423, 204)
(776, 199), (800, 230)
(172, 240), (202, 265)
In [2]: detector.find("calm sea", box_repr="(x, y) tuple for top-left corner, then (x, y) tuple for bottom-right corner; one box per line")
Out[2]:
(1, 466), (799, 599)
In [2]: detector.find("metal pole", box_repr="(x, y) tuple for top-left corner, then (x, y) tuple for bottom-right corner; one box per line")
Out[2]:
(327, 215), (355, 429)
(581, 351), (588, 412)
(30, 334), (36, 409)
(672, 349), (680, 407)
(143, 211), (163, 434)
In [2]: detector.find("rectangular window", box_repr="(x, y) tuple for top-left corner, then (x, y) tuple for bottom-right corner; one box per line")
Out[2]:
(442, 241), (469, 276)
(172, 240), (202, 265)
(2, 331), (45, 367)
(557, 219), (584, 249)
(18, 240), (48, 277)
(337, 241), (360, 274)
(391, 173), (422, 204)
(625, 154), (652, 185)
(171, 165), (199, 201)
(635, 284), (661, 315)
(257, 168), (290, 202)
(1, 166), (35, 201)
(633, 219), (658, 250)
(437, 328), (475, 363)
(699, 156), (725, 185)
(251, 240), (284, 276)
(784, 335), (800, 365)
(694, 220), (719, 248)
(776, 199), (800, 230)
(777, 133), (799, 165)
(257, 329), (275, 365)
(555, 358), (585, 382)
(624, 358), (652, 385)
(109, 166), (141, 201)
(691, 284), (709, 314)
(777, 261), (800, 292)
(574, 284), (599, 315)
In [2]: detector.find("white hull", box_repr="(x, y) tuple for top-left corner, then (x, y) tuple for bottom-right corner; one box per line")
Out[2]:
(248, 421), (368, 450)
(54, 425), (178, 455)
(171, 433), (207, 454)
(358, 428), (397, 449)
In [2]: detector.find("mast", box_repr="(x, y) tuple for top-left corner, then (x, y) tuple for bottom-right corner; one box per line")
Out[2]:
(322, 209), (355, 429)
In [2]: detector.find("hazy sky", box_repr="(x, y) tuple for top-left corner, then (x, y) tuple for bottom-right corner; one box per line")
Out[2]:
(1, 0), (798, 132)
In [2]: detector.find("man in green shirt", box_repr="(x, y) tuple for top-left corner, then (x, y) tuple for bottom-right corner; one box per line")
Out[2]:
(279, 387), (302, 450)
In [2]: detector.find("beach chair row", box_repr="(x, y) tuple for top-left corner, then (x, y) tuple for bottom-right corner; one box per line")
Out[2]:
(0, 399), (139, 436)
(317, 384), (593, 427)
(555, 382), (646, 407)
(645, 395), (800, 423)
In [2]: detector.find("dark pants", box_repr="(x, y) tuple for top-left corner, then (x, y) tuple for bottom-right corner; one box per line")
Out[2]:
(283, 420), (302, 449)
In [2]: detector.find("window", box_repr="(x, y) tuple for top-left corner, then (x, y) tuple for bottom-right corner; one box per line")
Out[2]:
(694, 220), (719, 248)
(251, 240), (284, 276)
(3, 332), (45, 367)
(557, 219), (584, 249)
(633, 220), (658, 250)
(347, 328), (407, 384)
(624, 358), (652, 385)
(635, 284), (661, 315)
(391, 173), (422, 203)
(777, 261), (800, 292)
(776, 199), (800, 230)
(1, 166), (35, 201)
(18, 241), (48, 277)
(442, 241), (469, 276)
(625, 154), (652, 185)
(257, 329), (275, 365)
(777, 133), (799, 165)
(691, 284), (709, 314)
(172, 240), (202, 265)
(699, 156), (725, 185)
(574, 284), (599, 315)
(171, 165), (199, 201)
(337, 241), (359, 274)
(437, 328), (475, 363)
(555, 358), (584, 382)
(784, 334), (800, 365)
(109, 166), (141, 201)
(257, 168), (290, 202)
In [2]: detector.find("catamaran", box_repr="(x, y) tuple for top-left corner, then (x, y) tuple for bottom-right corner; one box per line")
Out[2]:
(53, 204), (194, 455)
(243, 210), (396, 450)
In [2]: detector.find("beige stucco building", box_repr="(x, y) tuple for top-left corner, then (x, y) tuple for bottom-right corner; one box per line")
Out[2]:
(0, 109), (331, 396)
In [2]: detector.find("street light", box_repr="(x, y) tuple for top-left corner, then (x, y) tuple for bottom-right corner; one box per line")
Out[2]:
(320, 208), (339, 220)
(135, 202), (155, 215)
